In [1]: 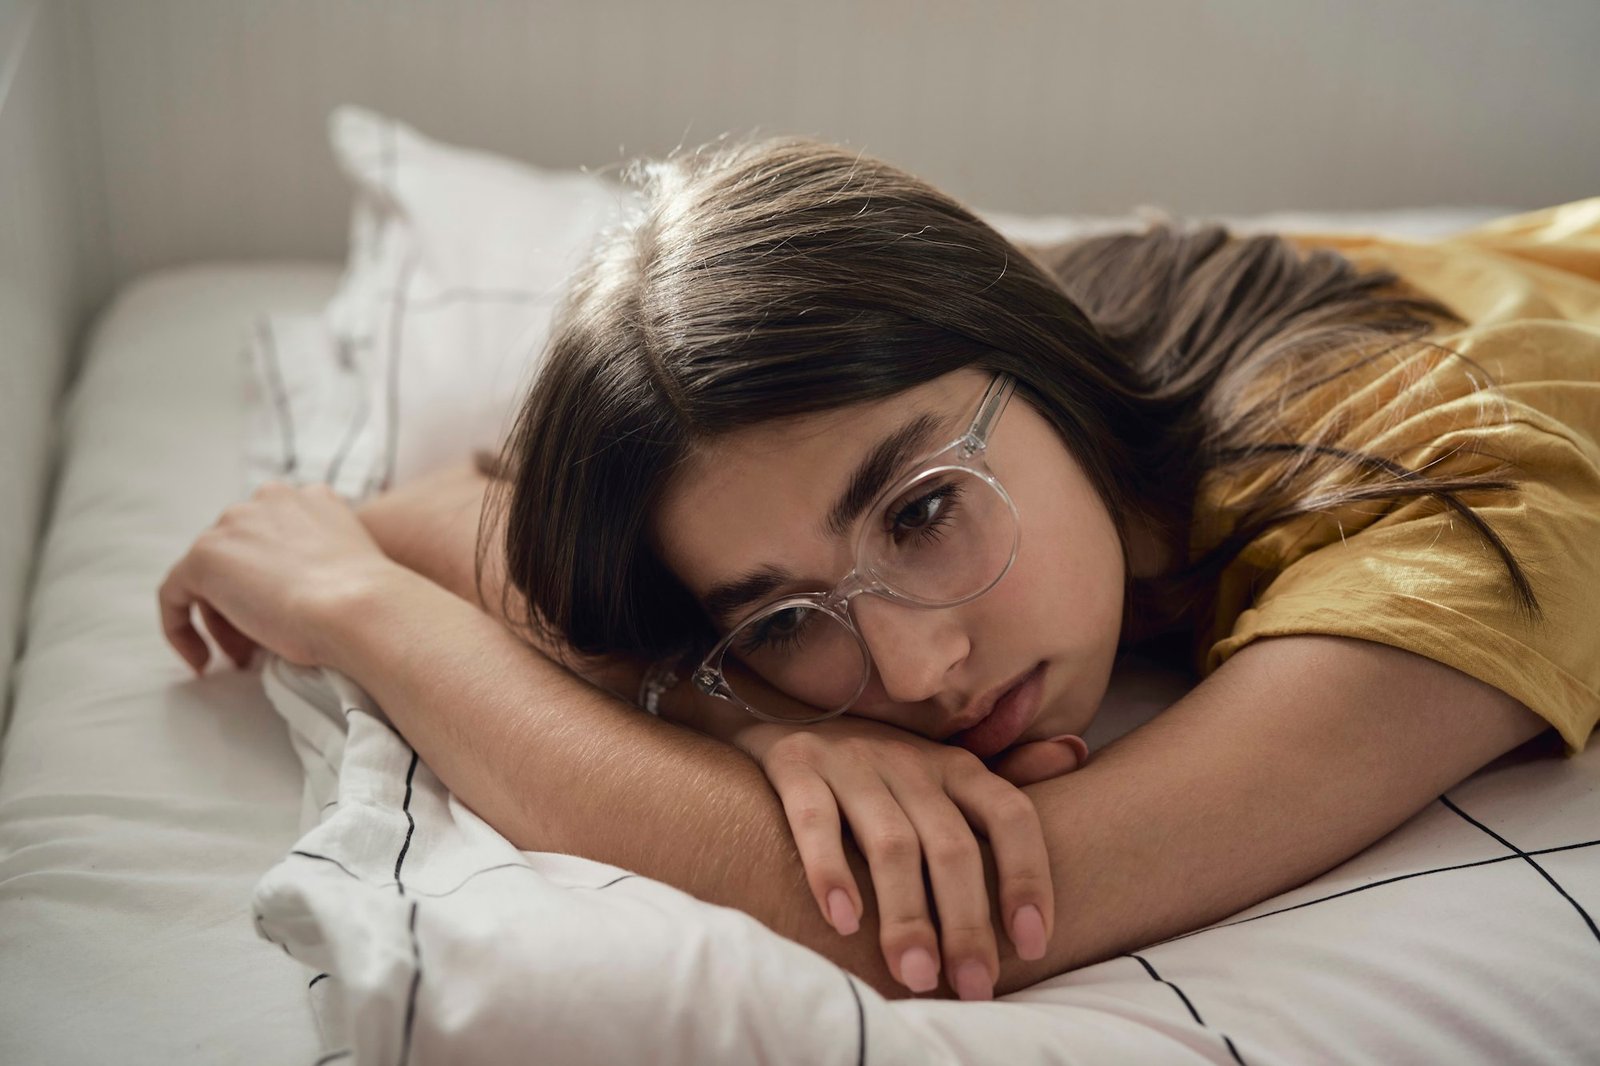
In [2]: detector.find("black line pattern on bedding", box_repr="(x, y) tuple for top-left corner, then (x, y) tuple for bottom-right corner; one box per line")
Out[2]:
(1440, 795), (1600, 945)
(289, 738), (425, 1065)
(392, 741), (421, 1066)
(1158, 835), (1600, 947)
(843, 972), (866, 1066)
(394, 750), (420, 896)
(384, 571), (425, 1066)
(313, 1051), (351, 1065)
(323, 338), (372, 490)
(375, 116), (404, 500)
(334, 334), (369, 372)
(291, 849), (366, 880)
(288, 849), (639, 898)
(292, 634), (426, 1066)
(309, 972), (330, 989)
(369, 249), (417, 499)
(400, 900), (423, 1066)
(253, 909), (293, 959)
(382, 115), (395, 200)
(256, 317), (298, 477)
(1129, 953), (1246, 1065)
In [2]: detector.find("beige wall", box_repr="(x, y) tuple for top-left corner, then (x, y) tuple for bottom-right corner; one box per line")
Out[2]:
(71, 0), (1600, 303)
(0, 0), (107, 720)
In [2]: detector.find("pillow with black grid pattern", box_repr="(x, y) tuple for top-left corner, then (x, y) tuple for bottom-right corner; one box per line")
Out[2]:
(244, 105), (634, 502)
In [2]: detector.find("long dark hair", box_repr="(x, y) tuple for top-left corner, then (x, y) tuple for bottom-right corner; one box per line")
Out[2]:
(475, 135), (1541, 679)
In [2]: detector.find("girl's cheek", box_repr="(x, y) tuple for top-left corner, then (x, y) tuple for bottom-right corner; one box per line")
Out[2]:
(850, 676), (930, 732)
(856, 673), (894, 710)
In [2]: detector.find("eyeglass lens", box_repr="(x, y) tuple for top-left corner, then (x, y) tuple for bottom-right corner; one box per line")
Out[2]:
(721, 466), (1017, 719)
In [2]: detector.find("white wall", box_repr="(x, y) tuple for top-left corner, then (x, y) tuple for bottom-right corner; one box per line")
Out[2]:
(73, 0), (1600, 301)
(0, 0), (108, 722)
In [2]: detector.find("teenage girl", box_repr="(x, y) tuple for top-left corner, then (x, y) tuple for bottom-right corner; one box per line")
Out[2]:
(159, 136), (1599, 1002)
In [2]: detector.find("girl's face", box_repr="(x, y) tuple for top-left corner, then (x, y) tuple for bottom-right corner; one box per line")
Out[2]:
(652, 367), (1161, 756)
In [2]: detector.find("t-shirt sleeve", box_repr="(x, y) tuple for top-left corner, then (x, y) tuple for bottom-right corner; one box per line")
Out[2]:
(1203, 415), (1600, 757)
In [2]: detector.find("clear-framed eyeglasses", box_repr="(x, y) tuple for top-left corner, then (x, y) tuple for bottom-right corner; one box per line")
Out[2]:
(690, 372), (1020, 725)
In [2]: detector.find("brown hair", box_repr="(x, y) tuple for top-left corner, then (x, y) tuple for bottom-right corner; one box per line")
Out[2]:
(474, 135), (1540, 677)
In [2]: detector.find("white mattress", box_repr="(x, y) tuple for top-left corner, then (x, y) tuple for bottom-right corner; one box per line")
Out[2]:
(0, 263), (342, 1065)
(3, 247), (1598, 1064)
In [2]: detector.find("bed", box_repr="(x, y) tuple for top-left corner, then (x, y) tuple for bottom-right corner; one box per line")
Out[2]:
(3, 4), (1599, 1064)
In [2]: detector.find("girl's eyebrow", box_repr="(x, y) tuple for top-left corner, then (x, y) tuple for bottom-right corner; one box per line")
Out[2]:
(818, 411), (946, 540)
(702, 411), (947, 624)
(702, 564), (792, 626)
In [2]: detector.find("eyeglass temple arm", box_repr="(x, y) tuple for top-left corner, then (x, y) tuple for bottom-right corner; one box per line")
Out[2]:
(963, 373), (1016, 456)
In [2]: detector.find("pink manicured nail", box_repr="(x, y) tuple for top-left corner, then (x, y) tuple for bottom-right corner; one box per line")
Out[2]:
(899, 947), (939, 992)
(1012, 903), (1047, 960)
(827, 888), (858, 935)
(954, 960), (993, 1001)
(1046, 733), (1089, 767)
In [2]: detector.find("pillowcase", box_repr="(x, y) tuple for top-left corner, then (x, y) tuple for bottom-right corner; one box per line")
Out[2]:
(244, 105), (634, 501)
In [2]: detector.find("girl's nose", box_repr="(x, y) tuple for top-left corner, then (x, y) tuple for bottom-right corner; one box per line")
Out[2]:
(851, 596), (969, 706)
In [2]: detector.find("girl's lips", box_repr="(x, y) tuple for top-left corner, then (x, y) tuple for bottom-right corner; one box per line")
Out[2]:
(950, 662), (1046, 760)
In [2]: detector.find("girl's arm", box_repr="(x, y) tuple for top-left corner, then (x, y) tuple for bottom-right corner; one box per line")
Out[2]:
(354, 458), (650, 704)
(307, 559), (1551, 1000)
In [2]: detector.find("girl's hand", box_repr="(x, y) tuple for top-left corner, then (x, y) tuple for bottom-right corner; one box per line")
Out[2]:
(711, 663), (1087, 1001)
(158, 481), (403, 674)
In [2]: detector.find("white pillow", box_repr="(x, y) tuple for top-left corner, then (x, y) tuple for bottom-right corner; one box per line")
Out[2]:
(244, 105), (635, 500)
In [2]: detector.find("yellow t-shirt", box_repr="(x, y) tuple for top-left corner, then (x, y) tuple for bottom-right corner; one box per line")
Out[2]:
(1189, 197), (1600, 756)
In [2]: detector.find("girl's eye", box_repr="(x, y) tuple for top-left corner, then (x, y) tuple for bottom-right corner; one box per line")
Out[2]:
(887, 481), (963, 544)
(738, 607), (812, 654)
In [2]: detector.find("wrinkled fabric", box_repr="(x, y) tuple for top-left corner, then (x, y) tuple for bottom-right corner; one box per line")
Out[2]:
(1194, 199), (1600, 755)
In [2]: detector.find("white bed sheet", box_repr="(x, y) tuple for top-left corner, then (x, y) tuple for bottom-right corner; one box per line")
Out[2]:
(0, 262), (342, 1066)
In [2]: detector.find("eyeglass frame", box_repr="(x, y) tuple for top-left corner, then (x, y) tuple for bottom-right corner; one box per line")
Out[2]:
(688, 371), (1021, 725)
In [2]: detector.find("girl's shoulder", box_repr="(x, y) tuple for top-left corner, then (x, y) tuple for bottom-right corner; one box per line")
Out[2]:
(1184, 200), (1600, 758)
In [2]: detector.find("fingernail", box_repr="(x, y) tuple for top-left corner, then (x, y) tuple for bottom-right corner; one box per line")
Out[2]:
(899, 947), (938, 993)
(1012, 903), (1047, 960)
(827, 888), (858, 935)
(954, 960), (993, 1001)
(1046, 733), (1089, 765)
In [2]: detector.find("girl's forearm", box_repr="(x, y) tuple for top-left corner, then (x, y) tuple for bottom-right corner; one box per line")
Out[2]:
(355, 459), (510, 617)
(312, 566), (912, 996)
(353, 460), (668, 711)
